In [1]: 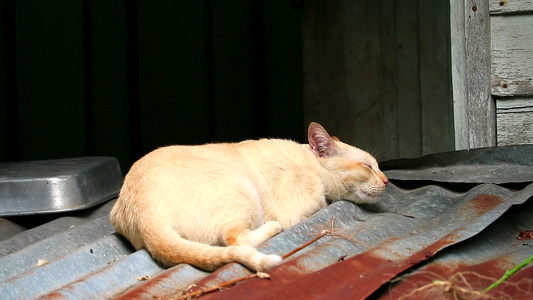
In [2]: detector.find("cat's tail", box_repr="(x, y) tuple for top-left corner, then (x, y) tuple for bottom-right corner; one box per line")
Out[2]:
(139, 221), (283, 272)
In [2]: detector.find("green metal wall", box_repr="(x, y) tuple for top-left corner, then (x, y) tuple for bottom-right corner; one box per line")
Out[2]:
(303, 0), (454, 161)
(0, 0), (304, 172)
(1, 0), (456, 172)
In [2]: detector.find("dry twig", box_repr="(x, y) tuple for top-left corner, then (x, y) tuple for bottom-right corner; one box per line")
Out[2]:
(395, 267), (533, 300)
(172, 272), (270, 300)
(172, 216), (360, 299)
(282, 216), (336, 259)
(282, 216), (366, 259)
(397, 271), (497, 300)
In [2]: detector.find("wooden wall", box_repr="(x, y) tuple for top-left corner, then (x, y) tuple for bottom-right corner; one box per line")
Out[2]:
(303, 0), (454, 161)
(490, 0), (533, 145)
(0, 0), (304, 171)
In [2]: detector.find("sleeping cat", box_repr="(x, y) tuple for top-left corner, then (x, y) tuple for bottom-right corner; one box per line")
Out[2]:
(110, 122), (388, 272)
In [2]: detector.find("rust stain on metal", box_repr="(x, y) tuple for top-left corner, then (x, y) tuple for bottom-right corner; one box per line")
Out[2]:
(495, 261), (533, 299)
(458, 194), (504, 219)
(39, 198), (484, 300)
(378, 262), (461, 299)
(114, 266), (202, 300)
(41, 291), (67, 300)
(113, 272), (172, 300)
(200, 233), (461, 300)
(469, 194), (504, 214)
(40, 278), (89, 300)
(199, 252), (393, 300)
(168, 265), (250, 299)
(383, 257), (532, 299)
(517, 230), (533, 240)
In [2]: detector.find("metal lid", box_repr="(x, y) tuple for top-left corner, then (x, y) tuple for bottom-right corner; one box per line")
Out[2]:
(0, 157), (122, 216)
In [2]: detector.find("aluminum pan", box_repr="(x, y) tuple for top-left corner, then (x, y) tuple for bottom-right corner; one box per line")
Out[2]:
(0, 157), (122, 216)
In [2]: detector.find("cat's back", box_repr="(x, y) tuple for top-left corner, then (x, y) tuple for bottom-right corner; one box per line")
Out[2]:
(123, 143), (247, 192)
(121, 139), (317, 201)
(237, 138), (318, 171)
(134, 138), (313, 170)
(134, 143), (239, 166)
(122, 138), (318, 197)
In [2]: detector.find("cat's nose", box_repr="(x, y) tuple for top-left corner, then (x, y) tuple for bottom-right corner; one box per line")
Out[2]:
(378, 172), (389, 186)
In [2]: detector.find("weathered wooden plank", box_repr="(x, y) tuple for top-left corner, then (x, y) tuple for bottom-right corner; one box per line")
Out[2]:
(451, 0), (496, 149)
(496, 98), (533, 145)
(304, 0), (453, 159)
(450, 0), (470, 150)
(466, 0), (497, 148)
(491, 14), (533, 97)
(419, 0), (455, 154)
(379, 0), (399, 159)
(497, 98), (533, 111)
(489, 0), (533, 14)
(344, 1), (383, 157)
(396, 0), (422, 158)
(303, 0), (384, 157)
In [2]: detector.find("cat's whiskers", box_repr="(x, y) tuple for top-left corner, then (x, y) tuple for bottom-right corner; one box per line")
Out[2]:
(337, 182), (386, 203)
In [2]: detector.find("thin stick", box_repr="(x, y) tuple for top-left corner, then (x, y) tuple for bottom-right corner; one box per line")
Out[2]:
(175, 216), (349, 299)
(173, 272), (270, 300)
(282, 230), (328, 259)
(282, 216), (338, 259)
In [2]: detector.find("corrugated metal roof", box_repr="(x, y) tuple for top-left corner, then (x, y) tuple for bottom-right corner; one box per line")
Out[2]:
(1, 145), (532, 299)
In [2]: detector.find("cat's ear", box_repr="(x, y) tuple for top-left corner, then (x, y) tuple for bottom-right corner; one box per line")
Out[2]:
(308, 122), (339, 157)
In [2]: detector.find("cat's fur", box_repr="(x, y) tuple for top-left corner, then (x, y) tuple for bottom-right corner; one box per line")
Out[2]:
(110, 122), (388, 271)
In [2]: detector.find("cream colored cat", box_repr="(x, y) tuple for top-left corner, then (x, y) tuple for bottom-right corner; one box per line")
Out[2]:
(110, 122), (388, 272)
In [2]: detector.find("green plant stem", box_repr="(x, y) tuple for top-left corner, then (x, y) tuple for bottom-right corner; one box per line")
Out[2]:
(483, 254), (533, 293)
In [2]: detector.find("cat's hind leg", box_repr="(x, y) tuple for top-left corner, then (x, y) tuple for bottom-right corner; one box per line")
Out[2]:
(225, 221), (283, 248)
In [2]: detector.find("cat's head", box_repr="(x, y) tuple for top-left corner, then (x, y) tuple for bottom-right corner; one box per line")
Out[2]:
(308, 122), (388, 204)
